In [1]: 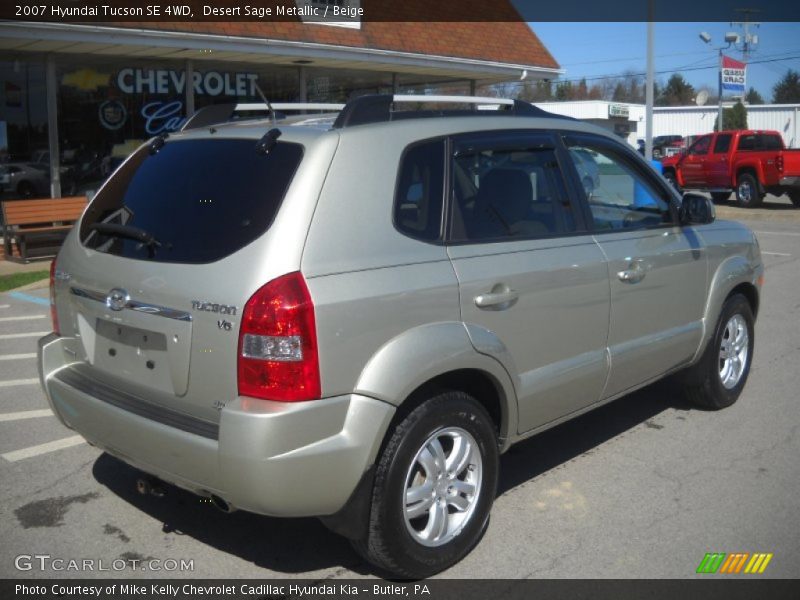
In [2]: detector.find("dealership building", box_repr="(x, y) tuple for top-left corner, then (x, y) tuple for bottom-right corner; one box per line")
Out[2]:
(536, 100), (800, 149)
(0, 9), (561, 198)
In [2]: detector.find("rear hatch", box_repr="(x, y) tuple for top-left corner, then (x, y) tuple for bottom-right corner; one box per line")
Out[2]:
(53, 134), (305, 424)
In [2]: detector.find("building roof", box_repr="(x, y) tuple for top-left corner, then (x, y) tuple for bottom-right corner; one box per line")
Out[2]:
(113, 20), (559, 72)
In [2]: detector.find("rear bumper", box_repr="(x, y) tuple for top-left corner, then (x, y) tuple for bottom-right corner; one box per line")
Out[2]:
(779, 176), (800, 187)
(38, 334), (395, 517)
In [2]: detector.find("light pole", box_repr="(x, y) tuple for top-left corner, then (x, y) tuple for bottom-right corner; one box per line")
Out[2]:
(699, 31), (739, 132)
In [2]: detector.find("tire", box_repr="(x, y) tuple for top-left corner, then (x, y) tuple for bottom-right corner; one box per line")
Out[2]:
(663, 171), (681, 193)
(16, 181), (34, 198)
(353, 390), (499, 578)
(711, 192), (731, 203)
(789, 191), (800, 208)
(735, 173), (763, 208)
(683, 294), (754, 410)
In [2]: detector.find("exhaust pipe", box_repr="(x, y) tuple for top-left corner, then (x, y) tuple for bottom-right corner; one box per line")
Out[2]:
(210, 494), (236, 513)
(136, 476), (165, 498)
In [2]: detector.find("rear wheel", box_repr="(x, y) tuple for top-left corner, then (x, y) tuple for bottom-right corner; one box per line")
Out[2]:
(682, 294), (754, 410)
(711, 192), (731, 203)
(353, 391), (499, 578)
(735, 173), (763, 208)
(789, 191), (800, 208)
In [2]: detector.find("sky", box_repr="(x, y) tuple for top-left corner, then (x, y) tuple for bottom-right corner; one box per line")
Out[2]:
(530, 22), (800, 101)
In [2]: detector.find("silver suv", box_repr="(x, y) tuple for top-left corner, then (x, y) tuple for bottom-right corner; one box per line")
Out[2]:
(39, 95), (763, 578)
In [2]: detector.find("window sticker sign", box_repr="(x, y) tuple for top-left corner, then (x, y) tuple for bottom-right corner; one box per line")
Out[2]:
(721, 55), (746, 95)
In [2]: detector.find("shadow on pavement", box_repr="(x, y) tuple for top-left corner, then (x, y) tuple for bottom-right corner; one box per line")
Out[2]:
(92, 378), (695, 575)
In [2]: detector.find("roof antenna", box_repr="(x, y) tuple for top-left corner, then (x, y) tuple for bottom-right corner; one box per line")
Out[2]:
(254, 81), (276, 126)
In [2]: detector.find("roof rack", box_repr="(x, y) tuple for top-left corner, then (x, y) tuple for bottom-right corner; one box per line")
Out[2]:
(331, 94), (572, 129)
(181, 102), (345, 131)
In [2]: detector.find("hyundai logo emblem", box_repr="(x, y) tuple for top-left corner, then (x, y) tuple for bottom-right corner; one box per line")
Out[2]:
(106, 288), (130, 312)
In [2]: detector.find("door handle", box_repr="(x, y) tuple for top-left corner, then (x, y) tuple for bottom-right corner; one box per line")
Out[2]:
(617, 260), (646, 284)
(474, 287), (518, 309)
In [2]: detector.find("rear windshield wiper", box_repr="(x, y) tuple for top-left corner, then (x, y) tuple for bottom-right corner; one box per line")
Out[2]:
(89, 222), (162, 255)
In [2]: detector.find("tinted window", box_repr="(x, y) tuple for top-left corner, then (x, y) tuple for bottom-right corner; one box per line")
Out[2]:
(451, 145), (574, 242)
(713, 134), (732, 154)
(688, 136), (711, 155)
(565, 136), (673, 231)
(738, 135), (756, 151)
(394, 139), (445, 241)
(80, 138), (303, 264)
(761, 134), (783, 150)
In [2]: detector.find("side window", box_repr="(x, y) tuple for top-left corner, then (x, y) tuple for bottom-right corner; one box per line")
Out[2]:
(688, 136), (711, 155)
(394, 139), (445, 241)
(713, 134), (732, 154)
(760, 135), (782, 150)
(450, 144), (575, 242)
(565, 136), (674, 231)
(738, 135), (756, 151)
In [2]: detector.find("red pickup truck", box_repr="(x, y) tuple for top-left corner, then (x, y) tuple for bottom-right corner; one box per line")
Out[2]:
(661, 130), (800, 208)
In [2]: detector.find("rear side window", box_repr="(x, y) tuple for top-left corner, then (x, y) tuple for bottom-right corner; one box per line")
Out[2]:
(451, 145), (575, 242)
(80, 138), (303, 264)
(394, 139), (445, 241)
(713, 134), (732, 154)
(760, 134), (782, 150)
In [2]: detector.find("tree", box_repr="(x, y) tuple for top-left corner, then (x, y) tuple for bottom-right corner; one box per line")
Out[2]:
(574, 78), (589, 100)
(772, 70), (800, 103)
(714, 100), (748, 131)
(612, 81), (627, 102)
(745, 87), (764, 105)
(554, 81), (573, 101)
(658, 74), (695, 106)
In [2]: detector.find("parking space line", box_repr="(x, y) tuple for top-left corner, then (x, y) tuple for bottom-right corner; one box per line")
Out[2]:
(761, 251), (792, 257)
(1, 435), (85, 462)
(0, 353), (37, 361)
(0, 332), (48, 340)
(0, 409), (53, 422)
(7, 292), (50, 307)
(0, 305), (10, 309)
(0, 378), (40, 388)
(0, 315), (46, 322)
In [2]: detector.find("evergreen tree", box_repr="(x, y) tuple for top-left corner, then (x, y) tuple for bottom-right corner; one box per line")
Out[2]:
(772, 70), (800, 103)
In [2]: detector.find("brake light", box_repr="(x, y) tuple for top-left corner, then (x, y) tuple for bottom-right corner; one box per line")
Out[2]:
(49, 260), (60, 335)
(237, 272), (320, 402)
(776, 154), (784, 173)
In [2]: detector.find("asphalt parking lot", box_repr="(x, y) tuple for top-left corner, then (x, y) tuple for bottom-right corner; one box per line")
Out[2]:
(1, 200), (799, 580)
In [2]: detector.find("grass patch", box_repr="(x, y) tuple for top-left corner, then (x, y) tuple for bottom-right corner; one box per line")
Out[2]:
(0, 270), (49, 292)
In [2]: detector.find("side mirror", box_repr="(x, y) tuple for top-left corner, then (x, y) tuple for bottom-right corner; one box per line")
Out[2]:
(680, 193), (715, 225)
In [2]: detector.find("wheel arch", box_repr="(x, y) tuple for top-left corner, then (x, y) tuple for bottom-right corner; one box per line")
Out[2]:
(697, 256), (761, 361)
(354, 322), (518, 452)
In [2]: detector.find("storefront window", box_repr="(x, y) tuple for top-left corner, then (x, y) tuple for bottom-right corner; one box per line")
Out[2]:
(0, 57), (49, 200)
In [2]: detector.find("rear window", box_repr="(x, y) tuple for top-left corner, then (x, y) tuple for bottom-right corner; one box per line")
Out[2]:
(80, 138), (303, 264)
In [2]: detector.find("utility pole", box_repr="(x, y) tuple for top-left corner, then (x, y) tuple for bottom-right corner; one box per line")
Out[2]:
(731, 9), (760, 63)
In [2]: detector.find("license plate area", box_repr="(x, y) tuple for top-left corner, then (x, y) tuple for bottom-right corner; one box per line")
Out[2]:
(93, 319), (172, 388)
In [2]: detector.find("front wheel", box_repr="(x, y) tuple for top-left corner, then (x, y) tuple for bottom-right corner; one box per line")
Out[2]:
(682, 294), (755, 410)
(735, 173), (763, 208)
(353, 391), (499, 578)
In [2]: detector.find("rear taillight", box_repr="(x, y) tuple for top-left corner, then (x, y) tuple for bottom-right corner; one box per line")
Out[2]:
(49, 260), (60, 336)
(776, 155), (784, 173)
(237, 272), (320, 402)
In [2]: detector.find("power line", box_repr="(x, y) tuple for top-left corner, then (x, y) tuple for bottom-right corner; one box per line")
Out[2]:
(507, 54), (800, 87)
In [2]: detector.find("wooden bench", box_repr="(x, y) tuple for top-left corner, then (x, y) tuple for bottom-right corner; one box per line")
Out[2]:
(1, 196), (87, 262)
